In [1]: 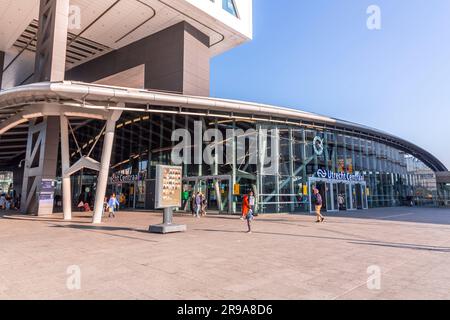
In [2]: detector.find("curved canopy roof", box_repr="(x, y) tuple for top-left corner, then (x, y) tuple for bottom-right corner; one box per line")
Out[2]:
(0, 81), (447, 172)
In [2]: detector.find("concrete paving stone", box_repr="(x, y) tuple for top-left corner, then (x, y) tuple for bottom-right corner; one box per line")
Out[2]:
(1, 207), (450, 299)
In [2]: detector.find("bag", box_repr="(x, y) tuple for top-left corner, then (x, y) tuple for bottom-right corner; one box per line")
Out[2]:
(108, 207), (114, 213)
(77, 201), (84, 208)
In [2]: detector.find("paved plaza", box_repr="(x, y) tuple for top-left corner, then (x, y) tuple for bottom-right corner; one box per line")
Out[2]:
(0, 207), (449, 300)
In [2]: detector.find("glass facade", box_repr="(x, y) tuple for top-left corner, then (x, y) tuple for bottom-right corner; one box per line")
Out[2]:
(438, 183), (450, 207)
(0, 171), (13, 194)
(66, 112), (439, 214)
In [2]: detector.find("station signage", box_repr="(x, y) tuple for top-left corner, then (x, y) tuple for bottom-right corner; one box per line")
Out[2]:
(316, 169), (364, 182)
(110, 173), (146, 184)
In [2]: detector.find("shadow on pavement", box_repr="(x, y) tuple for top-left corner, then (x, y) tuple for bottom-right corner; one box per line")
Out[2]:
(50, 224), (160, 243)
(318, 207), (450, 226)
(196, 228), (450, 253)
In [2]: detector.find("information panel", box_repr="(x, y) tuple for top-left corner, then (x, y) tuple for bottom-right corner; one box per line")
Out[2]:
(155, 165), (182, 209)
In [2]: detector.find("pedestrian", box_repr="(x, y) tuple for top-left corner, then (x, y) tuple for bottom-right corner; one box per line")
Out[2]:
(338, 194), (345, 210)
(107, 194), (120, 218)
(190, 193), (196, 216)
(249, 190), (256, 216)
(182, 190), (190, 211)
(246, 200), (255, 234)
(77, 193), (84, 212)
(241, 193), (249, 220)
(0, 193), (6, 210)
(5, 194), (11, 210)
(313, 187), (325, 223)
(195, 192), (202, 218)
(83, 201), (91, 212)
(102, 196), (108, 217)
(201, 196), (208, 216)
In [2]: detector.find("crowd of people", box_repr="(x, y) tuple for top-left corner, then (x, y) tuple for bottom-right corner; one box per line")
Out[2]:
(189, 192), (208, 218)
(0, 185), (20, 211)
(5, 182), (326, 233)
(184, 187), (326, 233)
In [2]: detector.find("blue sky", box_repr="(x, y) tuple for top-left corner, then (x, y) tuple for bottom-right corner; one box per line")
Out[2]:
(211, 0), (450, 169)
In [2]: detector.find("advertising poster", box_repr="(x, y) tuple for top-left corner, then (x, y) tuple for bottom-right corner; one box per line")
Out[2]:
(155, 165), (182, 209)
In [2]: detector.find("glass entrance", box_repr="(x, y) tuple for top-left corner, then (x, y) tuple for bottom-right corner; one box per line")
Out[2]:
(115, 183), (135, 209)
(183, 175), (232, 214)
(337, 183), (347, 211)
(355, 184), (363, 209)
(309, 179), (337, 213)
(361, 184), (369, 209)
(309, 178), (368, 213)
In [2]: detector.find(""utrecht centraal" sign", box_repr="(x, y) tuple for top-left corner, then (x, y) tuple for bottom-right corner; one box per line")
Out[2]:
(110, 173), (146, 184)
(316, 169), (364, 182)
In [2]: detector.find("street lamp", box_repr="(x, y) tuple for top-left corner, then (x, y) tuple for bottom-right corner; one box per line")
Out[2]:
(18, 159), (25, 168)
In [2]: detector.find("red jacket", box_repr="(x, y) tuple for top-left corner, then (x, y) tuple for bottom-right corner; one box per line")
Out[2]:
(242, 195), (250, 215)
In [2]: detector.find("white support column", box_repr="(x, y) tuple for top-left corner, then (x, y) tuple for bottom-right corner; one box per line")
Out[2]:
(273, 127), (280, 213)
(92, 111), (121, 224)
(231, 120), (237, 214)
(60, 115), (72, 220)
(288, 128), (296, 212)
(213, 121), (223, 212)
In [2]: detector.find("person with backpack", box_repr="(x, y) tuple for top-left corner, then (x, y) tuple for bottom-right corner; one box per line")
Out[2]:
(313, 187), (325, 223)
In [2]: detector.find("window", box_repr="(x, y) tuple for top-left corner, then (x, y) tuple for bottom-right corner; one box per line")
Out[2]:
(223, 0), (239, 17)
(209, 0), (239, 17)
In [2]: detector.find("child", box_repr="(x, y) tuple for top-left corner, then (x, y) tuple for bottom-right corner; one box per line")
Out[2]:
(107, 194), (120, 218)
(246, 206), (254, 234)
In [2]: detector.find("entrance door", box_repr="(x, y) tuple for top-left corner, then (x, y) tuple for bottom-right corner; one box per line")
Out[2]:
(355, 184), (363, 209)
(347, 184), (356, 211)
(332, 183), (339, 212)
(115, 183), (135, 209)
(182, 175), (232, 214)
(317, 182), (327, 212)
(337, 183), (347, 211)
(309, 180), (329, 213)
(361, 184), (369, 209)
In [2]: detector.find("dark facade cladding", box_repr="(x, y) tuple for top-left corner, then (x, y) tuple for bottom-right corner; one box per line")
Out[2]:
(0, 51), (4, 89)
(65, 112), (441, 214)
(66, 21), (210, 96)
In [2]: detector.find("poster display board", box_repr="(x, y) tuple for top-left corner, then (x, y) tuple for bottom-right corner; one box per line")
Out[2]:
(38, 179), (55, 215)
(155, 165), (182, 209)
